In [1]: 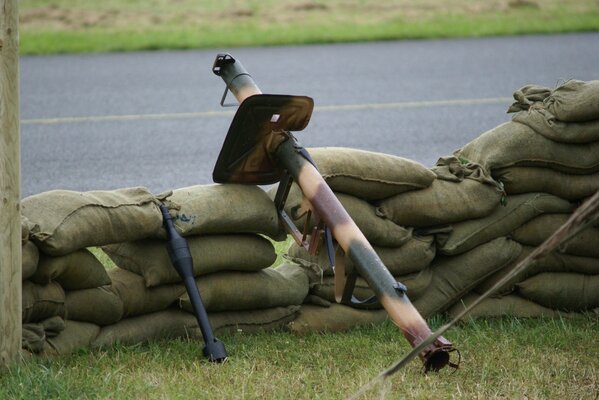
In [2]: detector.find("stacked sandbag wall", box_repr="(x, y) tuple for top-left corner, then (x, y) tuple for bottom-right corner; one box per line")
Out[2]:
(448, 80), (599, 319)
(19, 185), (310, 355)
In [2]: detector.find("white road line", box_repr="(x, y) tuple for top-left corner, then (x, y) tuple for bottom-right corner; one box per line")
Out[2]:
(21, 97), (512, 126)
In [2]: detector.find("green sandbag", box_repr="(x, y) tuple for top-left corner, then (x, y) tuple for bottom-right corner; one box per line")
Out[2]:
(507, 84), (552, 113)
(376, 178), (503, 228)
(307, 147), (436, 200)
(544, 79), (599, 122)
(22, 187), (164, 256)
(455, 121), (599, 174)
(517, 273), (599, 311)
(22, 316), (66, 353)
(475, 246), (599, 297)
(165, 184), (283, 240)
(274, 183), (413, 247)
(286, 234), (435, 277)
(512, 213), (599, 258)
(108, 268), (185, 318)
(92, 306), (300, 348)
(65, 286), (124, 326)
(437, 193), (573, 256)
(22, 280), (66, 323)
(309, 267), (433, 306)
(288, 304), (388, 334)
(179, 263), (309, 312)
(413, 237), (522, 318)
(103, 234), (276, 287)
(31, 249), (111, 290)
(512, 107), (599, 143)
(494, 166), (599, 201)
(43, 320), (100, 356)
(22, 241), (39, 280)
(448, 293), (585, 320)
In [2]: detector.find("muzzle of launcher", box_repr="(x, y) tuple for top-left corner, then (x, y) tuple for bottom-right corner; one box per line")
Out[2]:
(211, 53), (456, 372)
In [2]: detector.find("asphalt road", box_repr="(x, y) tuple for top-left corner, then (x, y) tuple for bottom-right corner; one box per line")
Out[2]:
(20, 32), (599, 197)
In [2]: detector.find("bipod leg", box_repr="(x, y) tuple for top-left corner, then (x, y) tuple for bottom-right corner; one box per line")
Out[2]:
(159, 204), (227, 362)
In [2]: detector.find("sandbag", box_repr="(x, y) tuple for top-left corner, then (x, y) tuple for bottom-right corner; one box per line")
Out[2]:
(376, 178), (503, 227)
(108, 268), (185, 318)
(507, 84), (552, 113)
(31, 249), (111, 290)
(179, 263), (309, 313)
(103, 234), (276, 287)
(309, 268), (432, 306)
(307, 147), (436, 200)
(494, 167), (599, 201)
(288, 304), (387, 334)
(413, 237), (522, 318)
(65, 286), (124, 326)
(437, 193), (573, 255)
(165, 184), (283, 240)
(21, 215), (37, 245)
(92, 306), (300, 348)
(448, 293), (585, 320)
(512, 213), (599, 258)
(286, 234), (435, 277)
(275, 183), (413, 247)
(22, 187), (164, 256)
(544, 79), (599, 122)
(43, 320), (100, 356)
(512, 107), (599, 143)
(517, 273), (599, 311)
(22, 241), (39, 280)
(475, 245), (599, 297)
(22, 280), (66, 323)
(455, 121), (599, 174)
(22, 316), (66, 353)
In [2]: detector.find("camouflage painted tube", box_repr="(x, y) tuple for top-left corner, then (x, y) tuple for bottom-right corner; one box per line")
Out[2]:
(212, 53), (455, 371)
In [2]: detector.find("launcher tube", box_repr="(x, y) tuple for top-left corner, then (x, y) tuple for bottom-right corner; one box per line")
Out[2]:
(213, 53), (454, 370)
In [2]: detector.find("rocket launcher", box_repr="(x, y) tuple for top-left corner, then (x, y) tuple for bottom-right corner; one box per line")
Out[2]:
(211, 53), (456, 372)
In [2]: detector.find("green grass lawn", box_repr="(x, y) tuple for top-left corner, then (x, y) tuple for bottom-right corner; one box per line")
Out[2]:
(19, 0), (599, 54)
(1, 316), (597, 399)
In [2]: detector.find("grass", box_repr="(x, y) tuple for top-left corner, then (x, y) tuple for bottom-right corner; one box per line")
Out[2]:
(18, 0), (599, 54)
(1, 316), (597, 399)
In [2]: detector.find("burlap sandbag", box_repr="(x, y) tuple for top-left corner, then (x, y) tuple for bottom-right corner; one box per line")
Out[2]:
(455, 121), (599, 174)
(494, 167), (599, 201)
(286, 234), (435, 277)
(376, 178), (503, 228)
(448, 293), (585, 320)
(165, 184), (283, 240)
(22, 280), (66, 323)
(507, 84), (552, 113)
(512, 107), (599, 144)
(31, 249), (111, 290)
(544, 79), (599, 122)
(108, 268), (185, 318)
(437, 193), (573, 256)
(21, 215), (37, 245)
(22, 187), (164, 256)
(512, 213), (599, 258)
(179, 263), (309, 313)
(92, 306), (300, 348)
(22, 316), (66, 353)
(517, 273), (599, 311)
(103, 234), (276, 287)
(413, 237), (522, 318)
(309, 268), (433, 306)
(307, 147), (436, 200)
(43, 320), (100, 356)
(22, 241), (39, 280)
(65, 286), (124, 326)
(288, 304), (388, 334)
(273, 183), (413, 247)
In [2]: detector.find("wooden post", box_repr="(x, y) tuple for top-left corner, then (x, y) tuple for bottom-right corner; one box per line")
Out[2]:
(0, 0), (21, 367)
